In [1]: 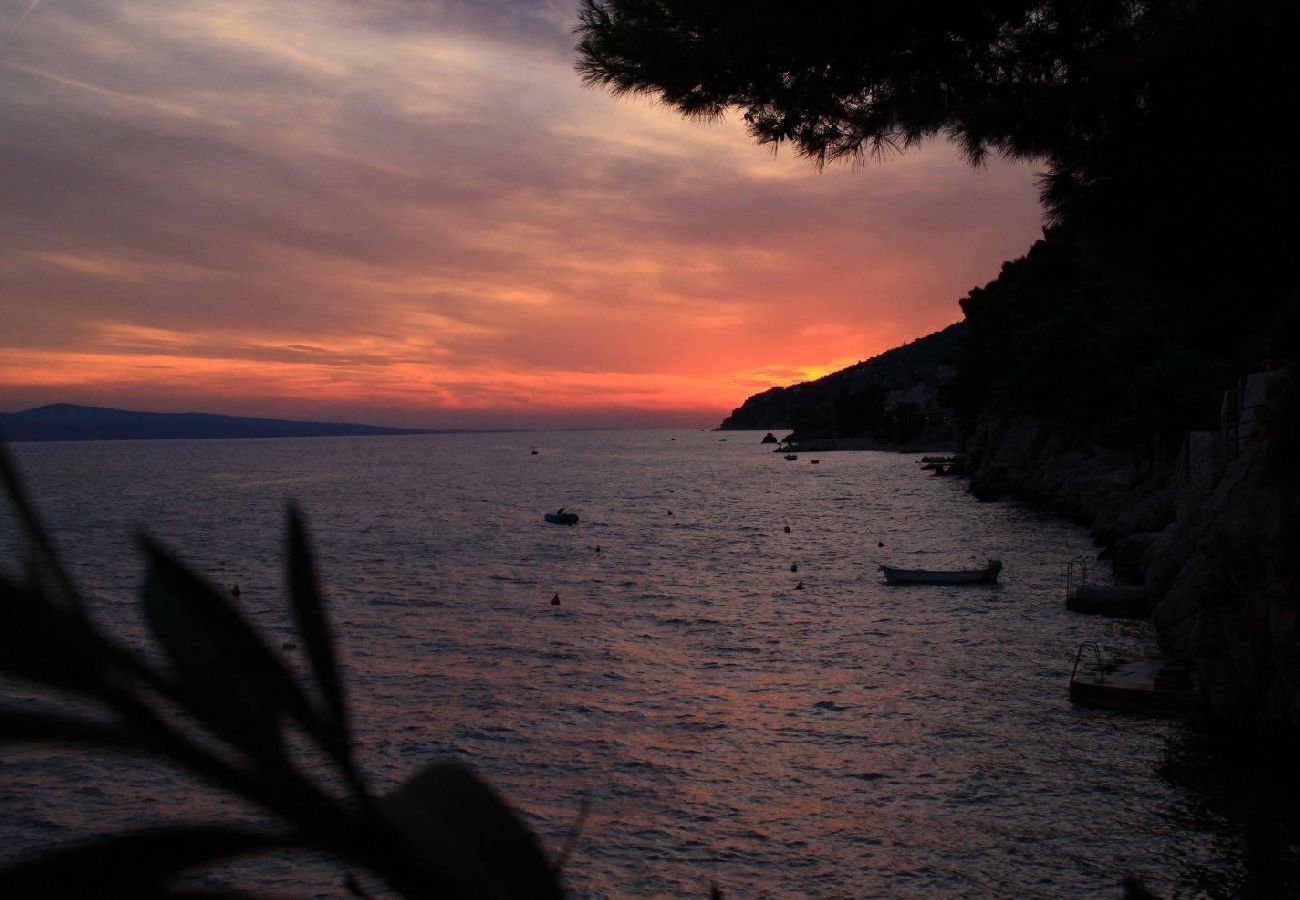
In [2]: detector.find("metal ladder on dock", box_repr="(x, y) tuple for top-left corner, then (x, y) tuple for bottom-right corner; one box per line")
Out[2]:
(1070, 641), (1106, 686)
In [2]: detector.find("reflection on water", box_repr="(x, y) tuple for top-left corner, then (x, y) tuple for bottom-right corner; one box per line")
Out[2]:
(0, 430), (1283, 895)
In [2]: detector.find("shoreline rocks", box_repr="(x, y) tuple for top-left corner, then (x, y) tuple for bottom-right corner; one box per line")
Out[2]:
(964, 403), (1300, 730)
(964, 415), (1162, 546)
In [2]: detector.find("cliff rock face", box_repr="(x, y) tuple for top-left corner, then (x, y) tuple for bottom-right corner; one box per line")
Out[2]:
(718, 323), (964, 435)
(964, 414), (1170, 537)
(1148, 440), (1300, 725)
(964, 384), (1300, 728)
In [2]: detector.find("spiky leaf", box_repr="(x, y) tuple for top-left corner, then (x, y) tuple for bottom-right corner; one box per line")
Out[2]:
(0, 572), (102, 691)
(140, 538), (318, 762)
(285, 506), (351, 763)
(379, 762), (562, 899)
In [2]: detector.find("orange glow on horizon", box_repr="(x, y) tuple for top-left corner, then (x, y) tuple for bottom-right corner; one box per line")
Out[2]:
(0, 341), (879, 427)
(0, 0), (1045, 428)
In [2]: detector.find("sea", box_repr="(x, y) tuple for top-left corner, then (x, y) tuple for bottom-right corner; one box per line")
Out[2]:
(0, 430), (1267, 896)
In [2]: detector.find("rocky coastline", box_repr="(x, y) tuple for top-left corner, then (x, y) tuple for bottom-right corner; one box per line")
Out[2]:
(724, 325), (1298, 728)
(962, 370), (1299, 728)
(779, 435), (959, 454)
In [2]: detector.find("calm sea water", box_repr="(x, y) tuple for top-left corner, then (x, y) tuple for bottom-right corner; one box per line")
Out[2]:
(0, 430), (1259, 896)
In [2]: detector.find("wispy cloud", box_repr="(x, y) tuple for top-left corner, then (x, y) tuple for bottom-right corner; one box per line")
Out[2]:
(12, 0), (42, 28)
(0, 0), (1043, 426)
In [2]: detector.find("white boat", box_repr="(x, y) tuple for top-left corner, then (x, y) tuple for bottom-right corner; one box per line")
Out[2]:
(879, 559), (1002, 585)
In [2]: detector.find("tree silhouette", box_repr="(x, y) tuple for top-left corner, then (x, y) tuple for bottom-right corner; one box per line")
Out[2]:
(575, 0), (1298, 228)
(577, 0), (1299, 434)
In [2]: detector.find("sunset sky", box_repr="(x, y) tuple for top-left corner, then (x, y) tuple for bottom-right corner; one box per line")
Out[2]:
(1, 0), (1046, 429)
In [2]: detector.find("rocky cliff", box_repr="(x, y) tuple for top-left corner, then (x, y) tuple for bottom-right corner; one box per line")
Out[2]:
(964, 371), (1300, 728)
(964, 414), (1171, 538)
(1147, 436), (1300, 726)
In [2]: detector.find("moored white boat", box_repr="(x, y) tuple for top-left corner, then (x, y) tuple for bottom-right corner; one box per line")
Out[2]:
(879, 559), (1002, 585)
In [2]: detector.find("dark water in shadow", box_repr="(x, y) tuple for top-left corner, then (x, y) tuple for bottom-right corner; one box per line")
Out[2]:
(0, 430), (1279, 896)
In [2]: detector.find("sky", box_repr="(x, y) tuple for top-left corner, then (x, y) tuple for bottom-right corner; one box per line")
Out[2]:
(0, 0), (1046, 429)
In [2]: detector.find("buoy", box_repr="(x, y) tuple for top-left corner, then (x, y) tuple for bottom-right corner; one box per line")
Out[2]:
(551, 593), (560, 606)
(790, 562), (798, 572)
(231, 584), (241, 598)
(878, 541), (884, 548)
(595, 545), (601, 553)
(783, 525), (791, 533)
(795, 581), (804, 590)
(667, 510), (674, 516)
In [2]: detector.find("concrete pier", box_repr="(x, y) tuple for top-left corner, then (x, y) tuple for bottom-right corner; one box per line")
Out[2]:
(1066, 584), (1151, 617)
(1069, 655), (1197, 715)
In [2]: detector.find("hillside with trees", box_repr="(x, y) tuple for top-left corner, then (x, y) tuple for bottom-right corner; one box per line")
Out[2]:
(719, 323), (963, 445)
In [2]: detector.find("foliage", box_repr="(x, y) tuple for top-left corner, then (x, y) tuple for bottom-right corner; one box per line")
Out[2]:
(830, 384), (886, 437)
(877, 403), (928, 446)
(577, 0), (1139, 172)
(575, 0), (1299, 221)
(785, 391), (936, 444)
(721, 324), (964, 434)
(950, 224), (1230, 449)
(0, 446), (565, 898)
(578, 0), (1300, 451)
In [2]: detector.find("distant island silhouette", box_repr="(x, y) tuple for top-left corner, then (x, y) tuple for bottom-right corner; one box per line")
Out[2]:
(0, 404), (495, 442)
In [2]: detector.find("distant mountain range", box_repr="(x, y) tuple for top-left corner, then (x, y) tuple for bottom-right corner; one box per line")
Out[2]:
(0, 404), (448, 442)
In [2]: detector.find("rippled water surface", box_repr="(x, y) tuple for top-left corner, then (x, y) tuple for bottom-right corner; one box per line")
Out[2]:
(0, 431), (1255, 895)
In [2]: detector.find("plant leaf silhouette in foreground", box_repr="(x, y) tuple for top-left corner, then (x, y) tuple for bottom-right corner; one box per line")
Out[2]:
(0, 446), (564, 898)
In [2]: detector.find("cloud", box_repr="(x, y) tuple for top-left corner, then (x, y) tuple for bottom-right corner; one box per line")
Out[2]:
(0, 0), (1043, 426)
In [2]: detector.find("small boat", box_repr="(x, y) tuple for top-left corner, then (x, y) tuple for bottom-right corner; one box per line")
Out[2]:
(879, 559), (1002, 585)
(544, 508), (579, 525)
(784, 454), (798, 460)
